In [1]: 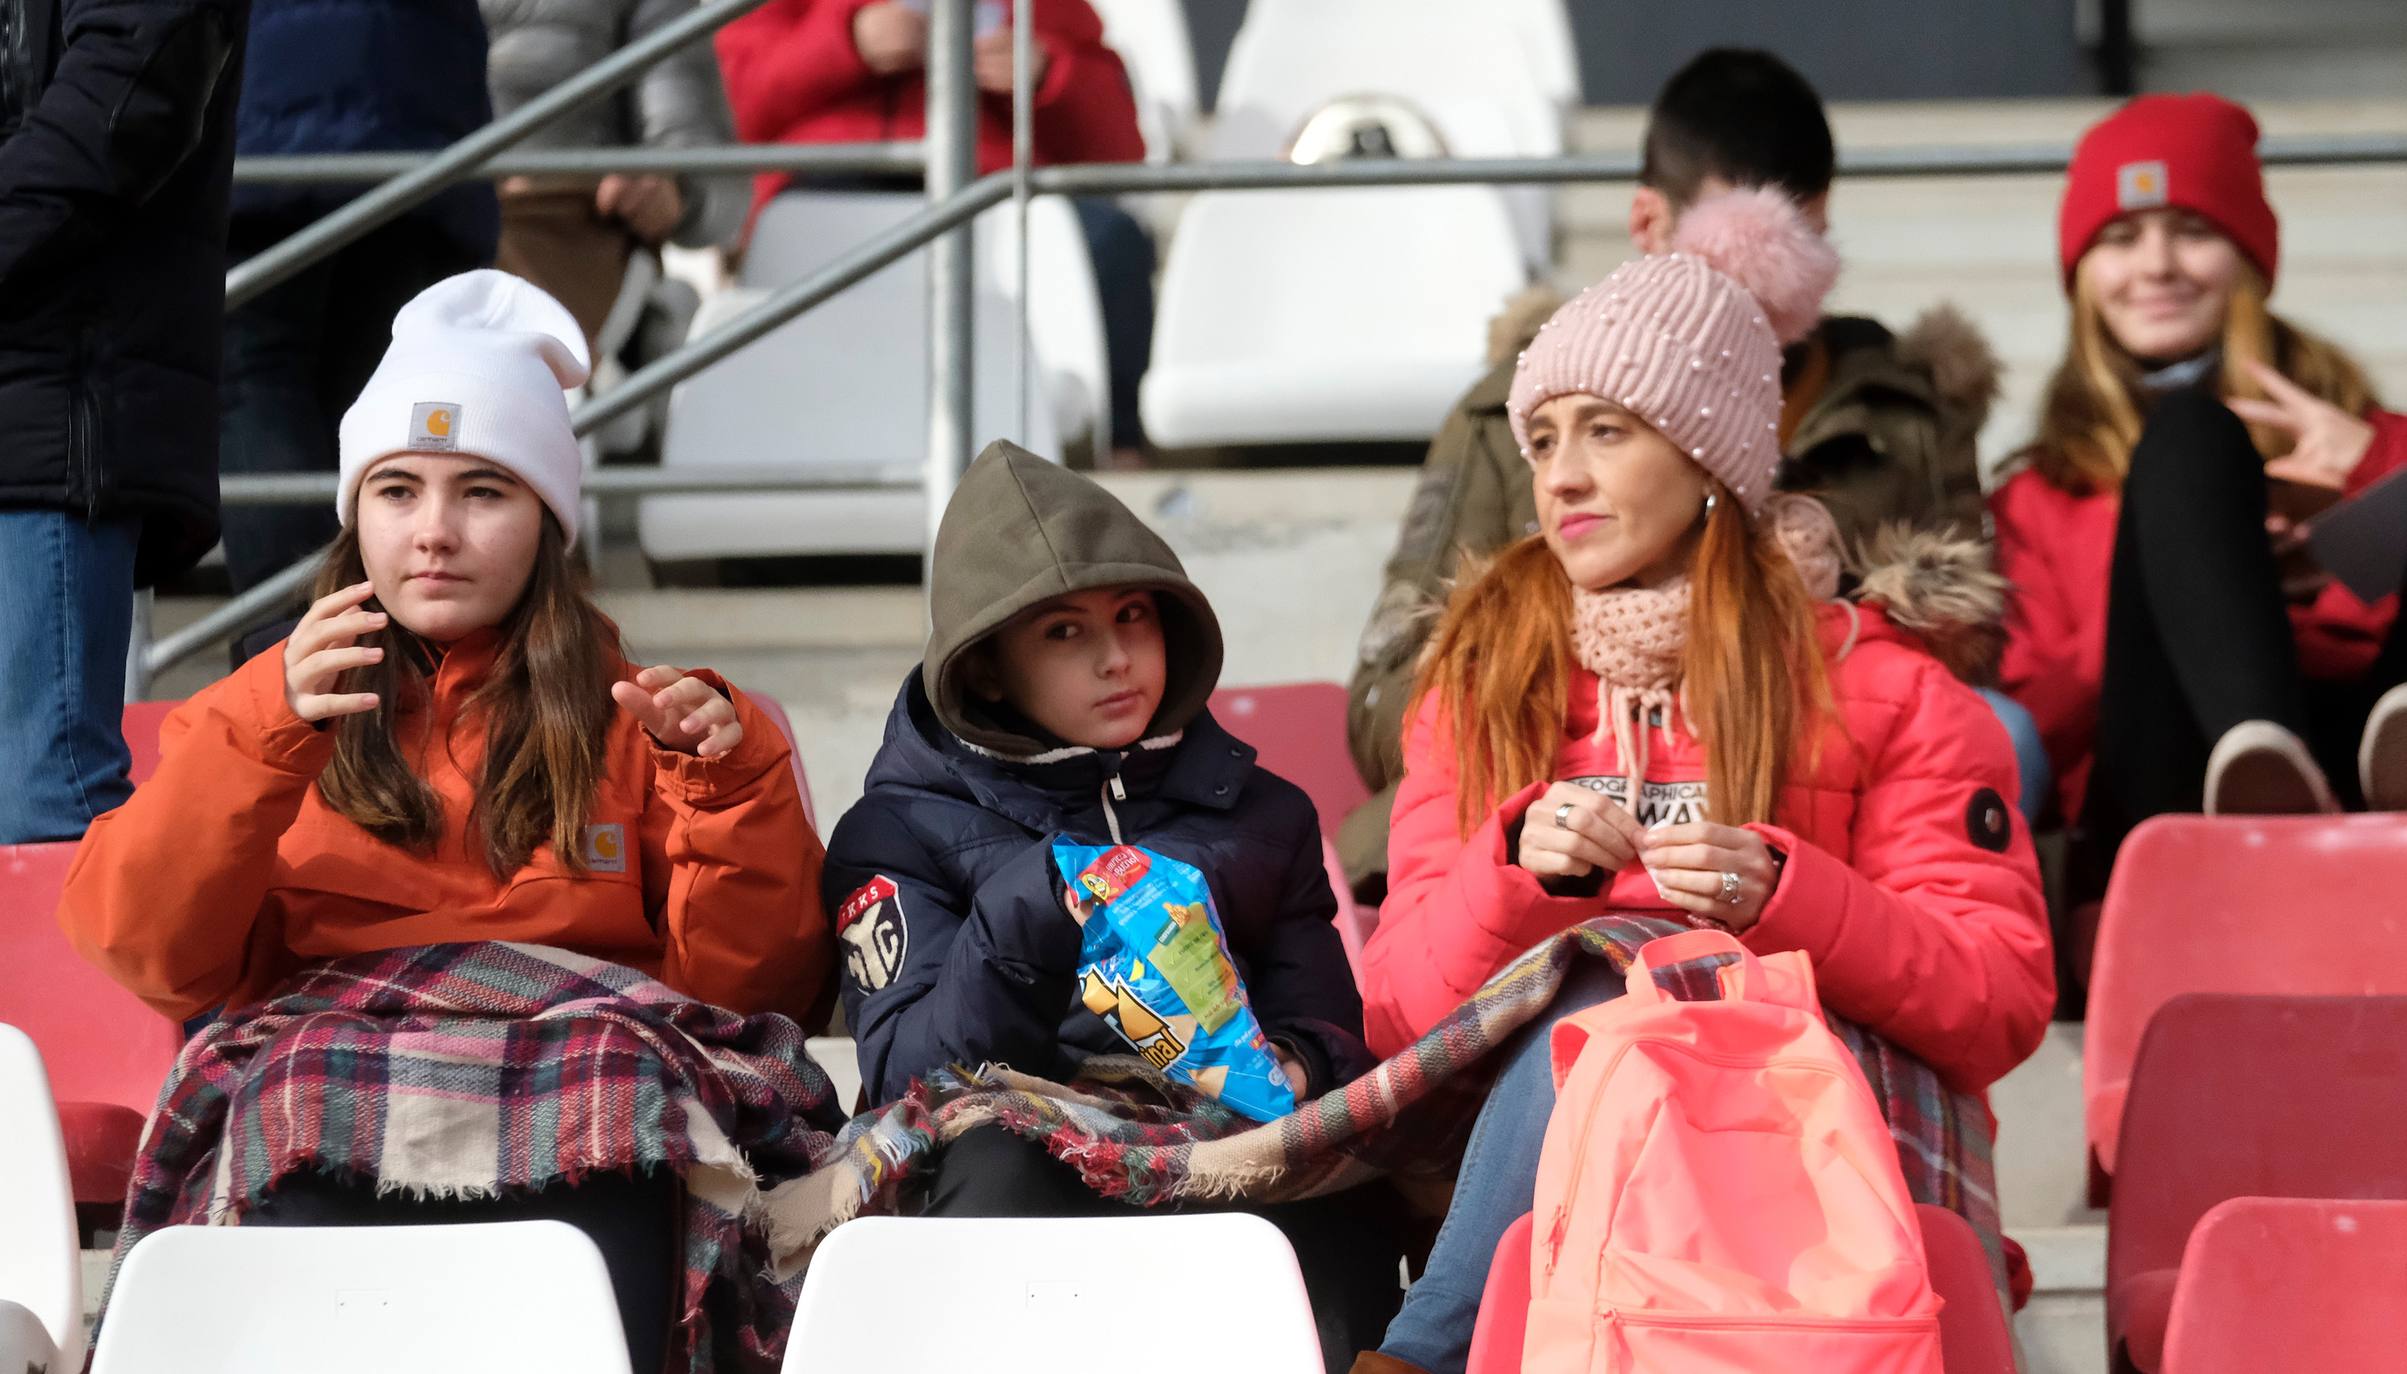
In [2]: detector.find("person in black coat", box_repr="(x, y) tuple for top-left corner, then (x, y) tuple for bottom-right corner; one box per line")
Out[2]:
(0, 0), (245, 842)
(216, 0), (498, 592)
(822, 441), (1397, 1367)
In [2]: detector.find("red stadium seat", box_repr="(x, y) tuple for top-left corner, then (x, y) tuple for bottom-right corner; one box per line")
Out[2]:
(742, 692), (818, 834)
(1207, 683), (1368, 841)
(2105, 993), (2407, 1373)
(1917, 1204), (2016, 1374)
(2086, 814), (2407, 1188)
(2160, 1197), (2407, 1374)
(0, 845), (181, 1211)
(1464, 1212), (1532, 1374)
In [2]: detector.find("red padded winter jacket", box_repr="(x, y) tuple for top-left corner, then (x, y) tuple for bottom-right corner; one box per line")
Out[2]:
(1364, 604), (2054, 1094)
(1992, 408), (2407, 823)
(715, 0), (1143, 223)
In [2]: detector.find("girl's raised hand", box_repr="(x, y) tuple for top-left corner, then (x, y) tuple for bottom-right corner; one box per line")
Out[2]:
(612, 665), (744, 758)
(283, 580), (386, 724)
(2233, 360), (2375, 491)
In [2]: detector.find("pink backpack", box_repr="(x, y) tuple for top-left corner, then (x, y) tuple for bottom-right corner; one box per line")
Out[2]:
(1525, 930), (1943, 1374)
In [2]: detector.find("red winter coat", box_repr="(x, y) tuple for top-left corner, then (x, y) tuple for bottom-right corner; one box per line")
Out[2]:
(1993, 408), (2407, 823)
(1365, 604), (2054, 1094)
(715, 0), (1143, 224)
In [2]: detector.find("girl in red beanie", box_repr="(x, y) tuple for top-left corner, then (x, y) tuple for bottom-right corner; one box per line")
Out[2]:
(1992, 93), (2407, 936)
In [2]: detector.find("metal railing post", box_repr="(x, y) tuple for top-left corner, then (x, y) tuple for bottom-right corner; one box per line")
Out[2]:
(222, 0), (772, 311)
(923, 0), (977, 577)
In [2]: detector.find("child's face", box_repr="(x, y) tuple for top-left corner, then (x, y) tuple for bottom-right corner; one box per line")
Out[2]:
(355, 454), (545, 642)
(976, 587), (1168, 750)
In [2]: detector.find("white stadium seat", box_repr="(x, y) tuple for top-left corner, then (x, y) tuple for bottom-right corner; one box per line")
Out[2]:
(90, 1221), (632, 1374)
(1087, 0), (1200, 162)
(785, 1214), (1322, 1374)
(1141, 184), (1527, 448)
(1209, 0), (1567, 269)
(638, 192), (1092, 562)
(0, 1024), (83, 1372)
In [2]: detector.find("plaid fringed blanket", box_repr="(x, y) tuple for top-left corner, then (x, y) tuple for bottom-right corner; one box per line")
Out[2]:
(770, 915), (2001, 1277)
(110, 941), (852, 1374)
(113, 921), (2000, 1371)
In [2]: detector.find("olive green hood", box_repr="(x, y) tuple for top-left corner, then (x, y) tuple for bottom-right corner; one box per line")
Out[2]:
(922, 441), (1225, 757)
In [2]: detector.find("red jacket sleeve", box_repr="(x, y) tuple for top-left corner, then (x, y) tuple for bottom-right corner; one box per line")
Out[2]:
(59, 648), (332, 1020)
(1017, 0), (1143, 164)
(1992, 471), (2101, 803)
(1742, 649), (2055, 1093)
(641, 672), (832, 1021)
(2291, 408), (2407, 679)
(716, 0), (880, 145)
(1359, 696), (1599, 1057)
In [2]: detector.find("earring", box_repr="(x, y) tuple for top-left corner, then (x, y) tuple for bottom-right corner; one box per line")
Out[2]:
(1702, 491), (1718, 519)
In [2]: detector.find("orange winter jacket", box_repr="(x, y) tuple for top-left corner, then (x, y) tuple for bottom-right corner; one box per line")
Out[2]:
(60, 632), (831, 1023)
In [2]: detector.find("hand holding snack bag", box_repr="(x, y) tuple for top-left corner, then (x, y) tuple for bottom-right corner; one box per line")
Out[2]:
(1052, 843), (1300, 1122)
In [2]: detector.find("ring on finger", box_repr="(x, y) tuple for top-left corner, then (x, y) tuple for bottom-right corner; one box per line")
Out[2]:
(1554, 802), (1576, 830)
(1718, 870), (1745, 906)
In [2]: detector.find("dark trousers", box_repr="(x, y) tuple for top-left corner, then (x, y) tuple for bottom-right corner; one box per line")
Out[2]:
(921, 1126), (1404, 1372)
(248, 1168), (679, 1374)
(1068, 197), (1155, 452)
(218, 215), (487, 591)
(2072, 388), (2407, 904)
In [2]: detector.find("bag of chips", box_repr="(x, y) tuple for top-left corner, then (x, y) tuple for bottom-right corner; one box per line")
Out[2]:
(1052, 842), (1299, 1122)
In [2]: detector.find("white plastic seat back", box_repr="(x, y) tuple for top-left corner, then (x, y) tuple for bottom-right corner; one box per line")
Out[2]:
(1141, 185), (1526, 447)
(0, 1023), (81, 1370)
(1087, 0), (1198, 161)
(784, 1214), (1322, 1374)
(90, 1220), (632, 1374)
(1210, 0), (1563, 267)
(641, 192), (1076, 561)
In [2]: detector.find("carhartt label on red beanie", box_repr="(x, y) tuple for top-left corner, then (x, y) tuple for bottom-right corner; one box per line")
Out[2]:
(2058, 92), (2278, 290)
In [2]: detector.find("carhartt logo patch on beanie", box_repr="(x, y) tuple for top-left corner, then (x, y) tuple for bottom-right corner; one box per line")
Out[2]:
(338, 270), (592, 542)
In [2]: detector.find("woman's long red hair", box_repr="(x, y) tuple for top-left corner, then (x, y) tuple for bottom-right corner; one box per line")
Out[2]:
(1412, 493), (1831, 835)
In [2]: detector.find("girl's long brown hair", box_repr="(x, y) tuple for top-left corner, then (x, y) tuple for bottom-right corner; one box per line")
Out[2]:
(310, 517), (620, 875)
(2031, 267), (2377, 494)
(1413, 492), (1832, 836)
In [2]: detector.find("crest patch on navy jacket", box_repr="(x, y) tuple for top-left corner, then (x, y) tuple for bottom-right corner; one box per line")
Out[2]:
(839, 876), (910, 992)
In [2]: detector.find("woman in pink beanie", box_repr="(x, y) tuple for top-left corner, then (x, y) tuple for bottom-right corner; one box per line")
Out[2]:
(1991, 93), (2407, 969)
(1349, 190), (2051, 1374)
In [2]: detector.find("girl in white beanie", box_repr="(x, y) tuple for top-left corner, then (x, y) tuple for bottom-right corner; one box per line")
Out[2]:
(63, 271), (835, 1373)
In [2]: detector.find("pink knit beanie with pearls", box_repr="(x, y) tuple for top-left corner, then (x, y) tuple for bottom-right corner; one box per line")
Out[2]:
(1508, 186), (1840, 516)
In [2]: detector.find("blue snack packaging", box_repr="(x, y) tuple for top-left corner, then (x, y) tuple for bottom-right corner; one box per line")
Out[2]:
(1052, 842), (1299, 1122)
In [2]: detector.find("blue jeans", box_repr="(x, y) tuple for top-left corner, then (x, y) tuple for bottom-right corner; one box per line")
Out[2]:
(1379, 958), (1628, 1374)
(1977, 688), (2052, 825)
(0, 511), (137, 843)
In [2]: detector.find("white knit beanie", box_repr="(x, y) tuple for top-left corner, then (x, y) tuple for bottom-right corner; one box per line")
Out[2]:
(336, 270), (592, 543)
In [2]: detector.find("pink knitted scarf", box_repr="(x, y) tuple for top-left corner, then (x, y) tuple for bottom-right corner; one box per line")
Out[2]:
(1567, 495), (1844, 806)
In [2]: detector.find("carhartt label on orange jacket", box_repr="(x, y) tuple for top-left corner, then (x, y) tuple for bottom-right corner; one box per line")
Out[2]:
(410, 401), (461, 451)
(581, 822), (627, 873)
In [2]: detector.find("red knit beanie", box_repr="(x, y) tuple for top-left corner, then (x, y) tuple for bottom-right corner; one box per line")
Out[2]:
(2058, 92), (2278, 291)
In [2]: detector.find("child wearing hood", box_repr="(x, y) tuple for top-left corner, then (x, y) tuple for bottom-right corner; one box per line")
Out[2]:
(821, 441), (1393, 1361)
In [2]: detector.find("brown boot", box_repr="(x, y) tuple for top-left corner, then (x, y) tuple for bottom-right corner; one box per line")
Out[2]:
(1348, 1353), (1434, 1374)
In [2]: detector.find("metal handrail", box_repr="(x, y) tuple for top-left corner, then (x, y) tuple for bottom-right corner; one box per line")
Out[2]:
(231, 143), (928, 185)
(162, 125), (2407, 686)
(224, 0), (784, 310)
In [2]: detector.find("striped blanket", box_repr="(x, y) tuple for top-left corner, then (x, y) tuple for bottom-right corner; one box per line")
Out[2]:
(112, 921), (1999, 1371)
